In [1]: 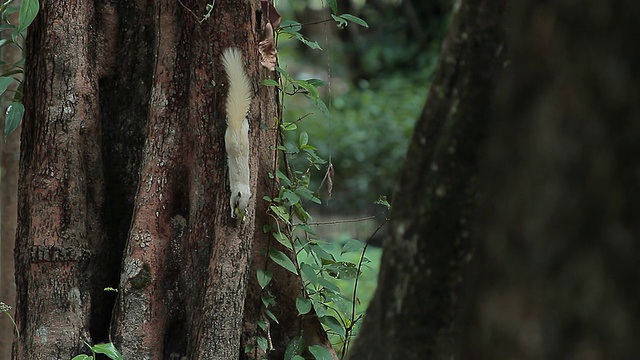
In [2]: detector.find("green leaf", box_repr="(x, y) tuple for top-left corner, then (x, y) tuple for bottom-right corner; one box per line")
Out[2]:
(317, 277), (341, 294)
(320, 315), (346, 338)
(296, 297), (312, 315)
(264, 308), (279, 323)
(284, 336), (305, 360)
(296, 80), (319, 101)
(279, 20), (302, 32)
(0, 24), (16, 33)
(13, 0), (39, 41)
(257, 268), (272, 289)
(282, 189), (300, 207)
(5, 101), (24, 140)
(326, 0), (338, 14)
(0, 38), (10, 48)
(282, 122), (298, 131)
(91, 343), (123, 360)
(292, 356), (305, 360)
(331, 14), (348, 29)
(257, 320), (267, 331)
(12, 81), (23, 102)
(269, 248), (298, 275)
(308, 345), (334, 360)
(270, 205), (290, 223)
(261, 294), (276, 308)
(306, 78), (327, 88)
(273, 231), (293, 250)
(300, 263), (319, 287)
(71, 356), (91, 360)
(261, 79), (279, 87)
(327, 261), (358, 280)
(340, 13), (369, 28)
(295, 187), (321, 205)
(276, 170), (292, 186)
(2, 6), (19, 23)
(309, 243), (335, 263)
(298, 132), (309, 147)
(316, 98), (332, 118)
(341, 238), (365, 254)
(257, 336), (269, 351)
(0, 76), (13, 96)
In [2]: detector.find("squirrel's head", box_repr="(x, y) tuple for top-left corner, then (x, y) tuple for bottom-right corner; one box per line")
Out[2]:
(230, 186), (252, 219)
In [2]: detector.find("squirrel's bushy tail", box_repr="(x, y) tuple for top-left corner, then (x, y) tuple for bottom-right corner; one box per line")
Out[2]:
(222, 48), (252, 132)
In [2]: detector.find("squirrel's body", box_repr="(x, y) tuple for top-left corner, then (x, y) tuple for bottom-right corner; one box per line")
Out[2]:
(222, 48), (252, 218)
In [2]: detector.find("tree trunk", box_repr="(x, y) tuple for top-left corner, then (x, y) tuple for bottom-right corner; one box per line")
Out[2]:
(15, 0), (333, 359)
(461, 1), (640, 358)
(347, 1), (505, 359)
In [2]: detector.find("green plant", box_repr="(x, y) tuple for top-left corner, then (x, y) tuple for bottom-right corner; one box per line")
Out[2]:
(245, 5), (385, 359)
(0, 0), (39, 140)
(71, 341), (123, 360)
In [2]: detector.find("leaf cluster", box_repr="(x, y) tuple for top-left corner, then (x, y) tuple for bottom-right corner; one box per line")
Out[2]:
(0, 0), (38, 140)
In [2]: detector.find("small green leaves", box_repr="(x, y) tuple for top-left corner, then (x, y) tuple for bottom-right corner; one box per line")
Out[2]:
(5, 101), (24, 140)
(278, 20), (322, 50)
(269, 248), (298, 275)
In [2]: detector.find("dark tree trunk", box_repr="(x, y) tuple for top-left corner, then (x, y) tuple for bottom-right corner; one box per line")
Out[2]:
(461, 1), (640, 358)
(347, 1), (506, 359)
(15, 0), (334, 359)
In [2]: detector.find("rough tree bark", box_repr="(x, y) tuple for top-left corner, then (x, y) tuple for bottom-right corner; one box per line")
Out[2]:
(461, 1), (640, 358)
(15, 1), (334, 359)
(347, 1), (506, 359)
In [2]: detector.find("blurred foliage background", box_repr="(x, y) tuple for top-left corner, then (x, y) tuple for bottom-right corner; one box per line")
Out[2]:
(275, 0), (452, 214)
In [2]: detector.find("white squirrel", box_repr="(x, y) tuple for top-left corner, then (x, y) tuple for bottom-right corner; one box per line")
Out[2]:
(222, 47), (252, 219)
